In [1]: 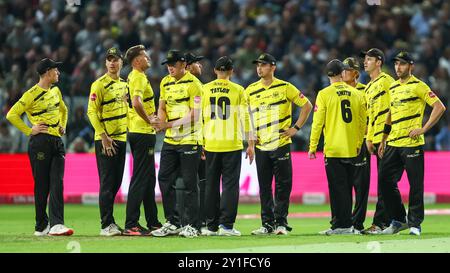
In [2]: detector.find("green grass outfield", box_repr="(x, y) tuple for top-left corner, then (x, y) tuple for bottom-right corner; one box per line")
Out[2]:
(1, 204), (450, 253)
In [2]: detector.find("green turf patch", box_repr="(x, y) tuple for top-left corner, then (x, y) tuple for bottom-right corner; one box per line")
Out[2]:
(1, 204), (449, 253)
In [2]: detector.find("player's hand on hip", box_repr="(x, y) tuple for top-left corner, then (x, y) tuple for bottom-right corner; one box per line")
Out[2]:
(31, 122), (48, 135)
(409, 128), (424, 139)
(280, 127), (297, 139)
(308, 151), (316, 159)
(246, 146), (255, 165)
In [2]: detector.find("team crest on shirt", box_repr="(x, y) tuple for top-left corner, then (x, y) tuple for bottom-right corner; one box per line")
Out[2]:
(428, 91), (436, 98)
(90, 93), (97, 101)
(37, 152), (45, 161)
(314, 104), (318, 112)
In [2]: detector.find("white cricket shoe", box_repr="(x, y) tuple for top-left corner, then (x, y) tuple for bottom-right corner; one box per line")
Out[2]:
(48, 224), (74, 236)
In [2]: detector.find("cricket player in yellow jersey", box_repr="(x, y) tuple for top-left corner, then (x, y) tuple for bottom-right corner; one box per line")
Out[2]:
(181, 52), (207, 231)
(309, 59), (367, 235)
(342, 57), (369, 232)
(378, 51), (445, 236)
(359, 48), (394, 234)
(87, 48), (128, 236)
(245, 53), (312, 235)
(201, 56), (254, 236)
(6, 58), (73, 236)
(123, 45), (162, 236)
(150, 50), (203, 238)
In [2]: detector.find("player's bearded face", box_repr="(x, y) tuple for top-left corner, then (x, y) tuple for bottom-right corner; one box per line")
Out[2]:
(395, 61), (411, 79)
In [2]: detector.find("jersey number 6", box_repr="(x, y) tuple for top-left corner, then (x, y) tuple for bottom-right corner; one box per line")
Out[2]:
(341, 99), (352, 123)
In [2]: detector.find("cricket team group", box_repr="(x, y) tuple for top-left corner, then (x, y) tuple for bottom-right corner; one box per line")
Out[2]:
(6, 44), (445, 238)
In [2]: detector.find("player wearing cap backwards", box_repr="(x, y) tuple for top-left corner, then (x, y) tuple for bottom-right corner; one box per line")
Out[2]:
(245, 53), (312, 236)
(7, 58), (74, 236)
(201, 56), (253, 237)
(378, 51), (445, 236)
(150, 50), (203, 238)
(342, 57), (369, 233)
(359, 48), (394, 234)
(122, 45), (162, 236)
(87, 48), (128, 236)
(309, 59), (367, 235)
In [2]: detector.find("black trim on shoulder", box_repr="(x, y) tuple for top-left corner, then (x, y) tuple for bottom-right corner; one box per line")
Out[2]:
(268, 83), (287, 90)
(33, 91), (46, 102)
(163, 81), (176, 87)
(407, 81), (420, 85)
(390, 83), (401, 90)
(104, 81), (115, 89)
(250, 88), (265, 96)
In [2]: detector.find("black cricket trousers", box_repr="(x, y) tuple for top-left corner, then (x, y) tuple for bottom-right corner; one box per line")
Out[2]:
(325, 157), (355, 229)
(351, 141), (371, 230)
(378, 145), (425, 228)
(95, 140), (126, 229)
(158, 142), (200, 229)
(28, 134), (65, 232)
(204, 150), (242, 230)
(255, 144), (292, 230)
(125, 133), (160, 229)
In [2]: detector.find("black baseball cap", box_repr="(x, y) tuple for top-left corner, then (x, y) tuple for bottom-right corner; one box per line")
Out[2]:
(360, 48), (385, 63)
(342, 57), (360, 70)
(106, 47), (123, 60)
(393, 51), (414, 64)
(325, 59), (344, 77)
(161, 50), (186, 65)
(36, 58), (62, 75)
(252, 53), (276, 65)
(185, 52), (204, 65)
(125, 45), (145, 64)
(214, 56), (234, 71)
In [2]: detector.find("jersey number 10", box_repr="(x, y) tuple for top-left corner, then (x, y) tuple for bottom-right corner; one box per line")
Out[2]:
(210, 97), (231, 120)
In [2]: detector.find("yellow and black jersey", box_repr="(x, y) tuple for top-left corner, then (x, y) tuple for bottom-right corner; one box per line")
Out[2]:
(244, 78), (310, 151)
(202, 79), (249, 152)
(388, 75), (441, 147)
(87, 74), (128, 142)
(309, 82), (366, 158)
(356, 82), (367, 93)
(365, 72), (395, 144)
(6, 84), (68, 137)
(127, 69), (156, 134)
(160, 71), (202, 145)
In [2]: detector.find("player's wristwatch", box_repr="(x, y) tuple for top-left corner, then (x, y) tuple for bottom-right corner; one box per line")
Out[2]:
(293, 125), (301, 131)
